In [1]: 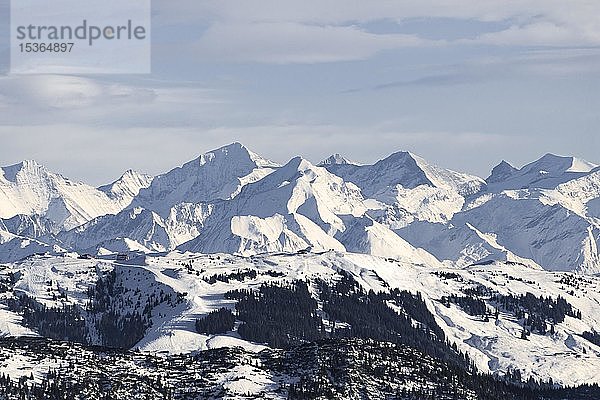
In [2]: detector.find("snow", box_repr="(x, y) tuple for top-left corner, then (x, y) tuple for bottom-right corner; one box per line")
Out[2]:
(98, 169), (153, 208)
(131, 142), (279, 216)
(322, 150), (485, 231)
(486, 153), (598, 192)
(3, 144), (600, 388)
(3, 143), (600, 273)
(3, 251), (600, 386)
(0, 227), (67, 263)
(399, 193), (600, 272)
(178, 156), (372, 256)
(0, 160), (130, 230)
(219, 364), (279, 398)
(318, 153), (357, 166)
(0, 306), (36, 337)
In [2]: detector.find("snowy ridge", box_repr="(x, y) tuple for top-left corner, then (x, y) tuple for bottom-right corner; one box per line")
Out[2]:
(486, 153), (598, 191)
(400, 193), (600, 272)
(98, 169), (154, 208)
(318, 153), (357, 166)
(0, 228), (66, 262)
(322, 151), (486, 228)
(131, 142), (278, 216)
(2, 252), (600, 387)
(1, 144), (600, 273)
(0, 160), (137, 230)
(58, 203), (213, 253)
(179, 156), (370, 255)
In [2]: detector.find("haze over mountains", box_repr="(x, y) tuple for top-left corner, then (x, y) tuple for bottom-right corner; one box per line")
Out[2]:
(1, 142), (599, 273)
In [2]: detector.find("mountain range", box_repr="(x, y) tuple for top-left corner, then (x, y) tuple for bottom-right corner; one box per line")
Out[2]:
(1, 142), (598, 273)
(3, 143), (600, 394)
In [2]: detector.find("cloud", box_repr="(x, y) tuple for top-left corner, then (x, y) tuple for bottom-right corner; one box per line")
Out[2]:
(0, 75), (228, 127)
(342, 45), (600, 93)
(153, 1), (568, 26)
(154, 0), (600, 53)
(342, 73), (480, 93)
(475, 21), (600, 47)
(192, 22), (433, 63)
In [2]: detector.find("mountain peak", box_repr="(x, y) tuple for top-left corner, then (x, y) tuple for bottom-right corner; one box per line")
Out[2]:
(214, 141), (247, 155)
(485, 153), (598, 190)
(122, 168), (146, 178)
(197, 142), (277, 169)
(18, 159), (42, 168)
(523, 153), (597, 175)
(318, 153), (356, 166)
(1, 160), (45, 182)
(385, 150), (416, 161)
(99, 169), (153, 207)
(100, 169), (152, 186)
(286, 156), (314, 172)
(131, 143), (279, 215)
(486, 160), (518, 184)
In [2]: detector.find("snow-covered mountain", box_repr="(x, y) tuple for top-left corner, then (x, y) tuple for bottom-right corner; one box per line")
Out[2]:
(3, 251), (600, 388)
(0, 214), (58, 237)
(324, 150), (485, 197)
(176, 155), (437, 265)
(322, 151), (486, 228)
(394, 153), (600, 273)
(60, 142), (281, 255)
(3, 145), (600, 392)
(400, 193), (599, 271)
(58, 202), (212, 254)
(0, 227), (66, 262)
(0, 160), (146, 230)
(179, 156), (368, 255)
(1, 145), (600, 273)
(318, 153), (357, 166)
(131, 142), (278, 216)
(486, 154), (598, 191)
(98, 169), (154, 208)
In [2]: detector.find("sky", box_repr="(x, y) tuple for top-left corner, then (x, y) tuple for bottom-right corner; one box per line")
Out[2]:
(0, 0), (599, 185)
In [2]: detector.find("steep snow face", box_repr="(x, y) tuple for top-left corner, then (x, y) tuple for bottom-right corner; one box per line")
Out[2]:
(163, 203), (214, 246)
(59, 207), (171, 253)
(132, 143), (278, 216)
(179, 157), (371, 255)
(0, 214), (58, 237)
(0, 160), (126, 230)
(235, 157), (367, 222)
(98, 169), (153, 209)
(486, 154), (598, 191)
(369, 184), (468, 228)
(325, 151), (485, 197)
(229, 214), (345, 254)
(409, 152), (487, 196)
(400, 193), (600, 272)
(336, 215), (441, 267)
(554, 170), (600, 218)
(59, 203), (213, 254)
(324, 151), (485, 225)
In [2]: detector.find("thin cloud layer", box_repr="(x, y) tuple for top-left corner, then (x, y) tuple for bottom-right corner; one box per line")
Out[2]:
(154, 0), (600, 62)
